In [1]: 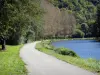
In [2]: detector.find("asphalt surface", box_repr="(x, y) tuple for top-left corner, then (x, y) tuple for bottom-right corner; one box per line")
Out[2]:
(20, 42), (97, 75)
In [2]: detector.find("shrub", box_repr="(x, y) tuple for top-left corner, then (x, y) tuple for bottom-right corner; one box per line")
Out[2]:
(54, 47), (79, 57)
(41, 41), (54, 50)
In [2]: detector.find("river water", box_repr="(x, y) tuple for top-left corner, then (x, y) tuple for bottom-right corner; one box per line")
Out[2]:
(52, 40), (100, 60)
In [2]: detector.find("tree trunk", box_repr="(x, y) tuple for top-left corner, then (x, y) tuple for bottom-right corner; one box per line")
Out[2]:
(1, 39), (6, 50)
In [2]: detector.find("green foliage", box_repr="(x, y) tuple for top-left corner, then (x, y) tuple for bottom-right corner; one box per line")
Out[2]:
(41, 41), (79, 57)
(41, 40), (55, 50)
(0, 0), (44, 44)
(88, 0), (100, 5)
(48, 0), (97, 24)
(72, 29), (85, 38)
(54, 47), (79, 57)
(96, 4), (100, 37)
(93, 4), (100, 40)
(81, 23), (89, 36)
(48, 0), (98, 37)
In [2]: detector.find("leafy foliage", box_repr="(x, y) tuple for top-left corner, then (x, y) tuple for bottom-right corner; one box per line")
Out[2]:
(81, 23), (89, 37)
(95, 4), (100, 39)
(54, 47), (79, 57)
(72, 29), (85, 38)
(88, 0), (100, 5)
(0, 0), (43, 44)
(48, 0), (98, 37)
(48, 0), (96, 23)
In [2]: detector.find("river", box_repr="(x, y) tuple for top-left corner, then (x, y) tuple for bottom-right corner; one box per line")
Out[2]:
(52, 40), (100, 60)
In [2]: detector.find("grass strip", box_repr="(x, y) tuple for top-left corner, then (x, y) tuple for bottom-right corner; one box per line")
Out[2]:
(0, 45), (27, 75)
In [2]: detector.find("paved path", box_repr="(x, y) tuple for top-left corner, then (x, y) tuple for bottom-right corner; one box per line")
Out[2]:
(20, 42), (96, 75)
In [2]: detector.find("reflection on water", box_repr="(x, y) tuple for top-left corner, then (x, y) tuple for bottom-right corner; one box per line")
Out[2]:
(52, 40), (100, 60)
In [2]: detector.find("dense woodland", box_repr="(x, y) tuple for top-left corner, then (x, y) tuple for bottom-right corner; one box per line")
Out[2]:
(0, 0), (44, 49)
(0, 0), (100, 50)
(48, 0), (100, 37)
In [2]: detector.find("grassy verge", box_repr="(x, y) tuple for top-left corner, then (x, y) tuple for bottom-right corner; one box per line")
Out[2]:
(0, 45), (27, 75)
(36, 41), (100, 75)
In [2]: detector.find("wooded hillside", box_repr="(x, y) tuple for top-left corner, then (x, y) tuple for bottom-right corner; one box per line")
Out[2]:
(47, 0), (99, 37)
(41, 0), (76, 38)
(0, 0), (100, 49)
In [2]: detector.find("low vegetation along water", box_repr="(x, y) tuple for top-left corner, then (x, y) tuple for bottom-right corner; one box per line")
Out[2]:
(52, 40), (100, 60)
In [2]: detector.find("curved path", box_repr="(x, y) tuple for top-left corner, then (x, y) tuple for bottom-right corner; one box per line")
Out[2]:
(20, 42), (96, 75)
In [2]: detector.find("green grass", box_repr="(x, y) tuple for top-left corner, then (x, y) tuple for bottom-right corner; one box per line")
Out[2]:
(0, 45), (27, 75)
(36, 41), (100, 75)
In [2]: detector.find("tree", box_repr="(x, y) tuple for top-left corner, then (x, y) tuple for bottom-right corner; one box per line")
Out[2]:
(0, 0), (43, 50)
(48, 0), (97, 38)
(95, 4), (100, 39)
(60, 9), (76, 38)
(88, 0), (100, 5)
(81, 23), (89, 37)
(0, 0), (11, 50)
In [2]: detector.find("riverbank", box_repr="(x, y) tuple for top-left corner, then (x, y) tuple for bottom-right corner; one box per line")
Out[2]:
(0, 45), (27, 75)
(41, 38), (95, 43)
(47, 38), (95, 41)
(36, 40), (100, 75)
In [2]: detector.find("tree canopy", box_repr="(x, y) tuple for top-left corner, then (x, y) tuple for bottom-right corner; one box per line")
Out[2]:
(95, 4), (100, 38)
(0, 0), (100, 50)
(0, 0), (43, 45)
(48, 0), (98, 37)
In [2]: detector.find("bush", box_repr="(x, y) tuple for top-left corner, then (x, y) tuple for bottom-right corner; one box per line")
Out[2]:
(41, 41), (79, 57)
(54, 47), (79, 57)
(41, 41), (54, 50)
(72, 29), (85, 38)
